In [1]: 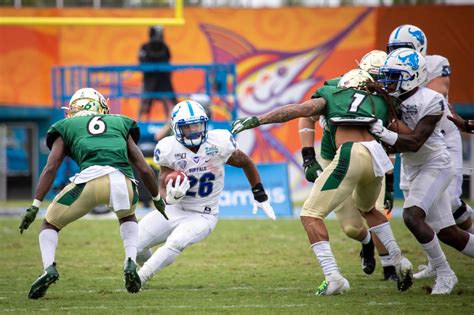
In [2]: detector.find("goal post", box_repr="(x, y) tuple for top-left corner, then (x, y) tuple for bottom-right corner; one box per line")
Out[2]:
(0, 0), (184, 26)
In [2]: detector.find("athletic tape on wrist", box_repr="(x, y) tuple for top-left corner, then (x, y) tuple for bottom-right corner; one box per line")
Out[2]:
(32, 199), (42, 208)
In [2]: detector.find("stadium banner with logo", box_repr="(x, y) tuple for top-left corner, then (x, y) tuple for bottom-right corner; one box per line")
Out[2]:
(1, 6), (473, 203)
(219, 163), (292, 218)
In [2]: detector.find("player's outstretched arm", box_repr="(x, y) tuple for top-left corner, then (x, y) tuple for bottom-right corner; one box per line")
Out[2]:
(127, 136), (168, 219)
(226, 150), (276, 220)
(231, 98), (326, 134)
(20, 137), (65, 234)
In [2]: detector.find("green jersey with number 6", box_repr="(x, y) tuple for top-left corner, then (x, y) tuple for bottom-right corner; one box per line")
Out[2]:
(46, 114), (140, 179)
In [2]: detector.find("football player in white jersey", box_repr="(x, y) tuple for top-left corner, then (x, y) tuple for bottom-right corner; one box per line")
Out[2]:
(371, 48), (474, 294)
(136, 100), (276, 286)
(387, 24), (473, 280)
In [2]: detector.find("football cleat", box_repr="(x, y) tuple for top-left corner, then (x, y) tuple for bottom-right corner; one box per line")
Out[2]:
(124, 258), (141, 293)
(360, 239), (376, 275)
(413, 263), (436, 280)
(383, 265), (399, 281)
(431, 273), (458, 295)
(28, 263), (59, 299)
(394, 255), (413, 292)
(315, 273), (350, 296)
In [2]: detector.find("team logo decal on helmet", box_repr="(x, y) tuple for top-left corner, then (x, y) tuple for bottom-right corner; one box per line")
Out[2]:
(387, 24), (428, 56)
(398, 52), (419, 70)
(408, 28), (425, 46)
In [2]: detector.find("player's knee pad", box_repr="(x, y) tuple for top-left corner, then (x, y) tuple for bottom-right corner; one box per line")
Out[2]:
(341, 223), (365, 240)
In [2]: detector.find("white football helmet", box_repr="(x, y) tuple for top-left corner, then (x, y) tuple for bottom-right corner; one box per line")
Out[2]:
(171, 100), (209, 147)
(387, 24), (427, 56)
(358, 50), (387, 77)
(337, 69), (374, 89)
(379, 48), (427, 97)
(65, 88), (109, 118)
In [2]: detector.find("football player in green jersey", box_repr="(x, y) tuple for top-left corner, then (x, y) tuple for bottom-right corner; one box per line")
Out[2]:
(299, 50), (398, 281)
(19, 88), (168, 299)
(231, 69), (413, 295)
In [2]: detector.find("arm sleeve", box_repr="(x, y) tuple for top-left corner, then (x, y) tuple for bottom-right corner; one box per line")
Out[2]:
(122, 116), (140, 144)
(46, 122), (62, 150)
(129, 122), (140, 144)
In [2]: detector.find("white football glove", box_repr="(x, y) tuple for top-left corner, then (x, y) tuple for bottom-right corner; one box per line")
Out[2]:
(165, 175), (190, 205)
(252, 200), (276, 221)
(369, 119), (398, 146)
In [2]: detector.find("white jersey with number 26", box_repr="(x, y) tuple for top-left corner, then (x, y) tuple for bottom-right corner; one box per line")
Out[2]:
(153, 129), (237, 214)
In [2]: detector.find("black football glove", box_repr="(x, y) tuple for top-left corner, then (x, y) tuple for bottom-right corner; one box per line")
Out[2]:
(251, 183), (276, 220)
(384, 173), (394, 213)
(301, 147), (322, 183)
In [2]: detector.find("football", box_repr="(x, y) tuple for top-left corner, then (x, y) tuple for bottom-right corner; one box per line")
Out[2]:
(388, 119), (412, 135)
(165, 170), (187, 186)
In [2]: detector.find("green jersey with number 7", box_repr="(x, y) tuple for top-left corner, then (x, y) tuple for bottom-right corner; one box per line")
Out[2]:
(312, 85), (389, 142)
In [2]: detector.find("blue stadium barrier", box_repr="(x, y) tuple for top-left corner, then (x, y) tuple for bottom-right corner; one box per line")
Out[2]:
(52, 63), (238, 128)
(220, 163), (293, 218)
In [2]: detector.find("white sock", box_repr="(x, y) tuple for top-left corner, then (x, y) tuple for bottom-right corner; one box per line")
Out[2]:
(370, 222), (401, 262)
(361, 232), (371, 245)
(138, 245), (180, 283)
(39, 229), (59, 269)
(461, 233), (474, 257)
(421, 235), (452, 276)
(312, 241), (340, 278)
(379, 254), (392, 267)
(120, 221), (138, 262)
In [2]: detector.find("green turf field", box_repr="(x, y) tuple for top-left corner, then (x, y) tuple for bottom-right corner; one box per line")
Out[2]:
(1, 217), (473, 313)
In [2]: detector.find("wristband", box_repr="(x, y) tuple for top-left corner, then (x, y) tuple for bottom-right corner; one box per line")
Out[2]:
(301, 147), (316, 167)
(252, 183), (268, 203)
(152, 194), (161, 201)
(298, 128), (315, 133)
(380, 129), (398, 146)
(32, 199), (42, 208)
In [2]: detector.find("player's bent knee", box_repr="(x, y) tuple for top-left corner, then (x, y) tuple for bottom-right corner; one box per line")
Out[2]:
(341, 224), (364, 240)
(402, 207), (424, 229)
(165, 237), (188, 253)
